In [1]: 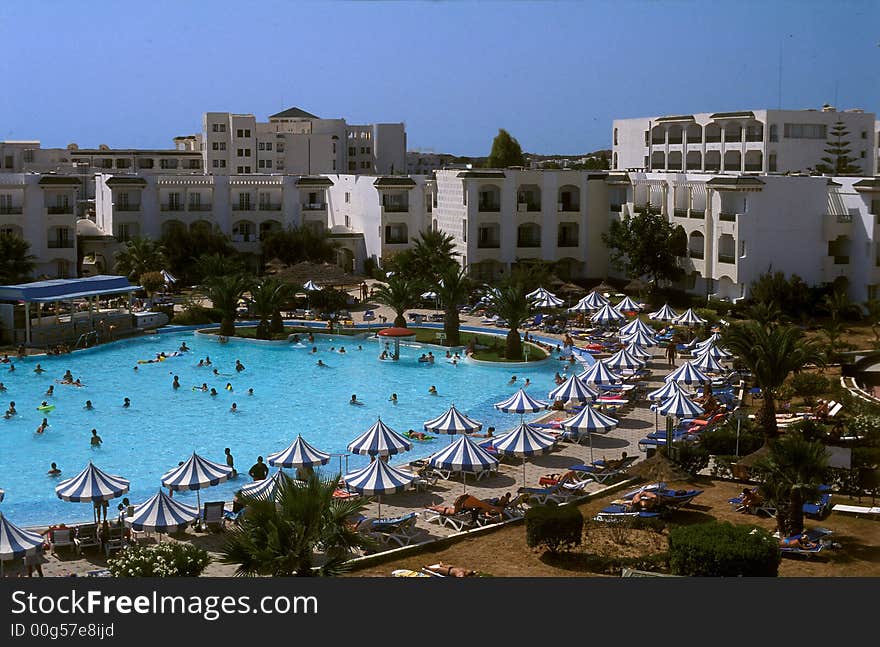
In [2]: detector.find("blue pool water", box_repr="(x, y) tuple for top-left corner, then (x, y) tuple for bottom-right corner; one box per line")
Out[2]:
(0, 330), (580, 526)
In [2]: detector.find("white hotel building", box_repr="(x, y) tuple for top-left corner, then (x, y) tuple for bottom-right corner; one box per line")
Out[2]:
(612, 106), (877, 176)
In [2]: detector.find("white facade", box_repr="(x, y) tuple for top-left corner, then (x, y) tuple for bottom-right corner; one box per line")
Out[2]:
(0, 173), (79, 278)
(432, 169), (610, 282)
(613, 106), (876, 176)
(201, 108), (406, 177)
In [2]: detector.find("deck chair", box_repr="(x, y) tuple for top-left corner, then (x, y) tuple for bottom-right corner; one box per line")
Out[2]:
(200, 501), (227, 532)
(832, 504), (880, 517)
(593, 503), (660, 522)
(50, 527), (77, 556)
(368, 512), (421, 547)
(73, 524), (101, 554)
(422, 507), (476, 532)
(102, 526), (127, 557)
(803, 491), (833, 519)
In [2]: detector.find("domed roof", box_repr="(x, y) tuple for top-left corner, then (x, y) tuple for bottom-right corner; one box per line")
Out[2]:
(76, 218), (109, 237)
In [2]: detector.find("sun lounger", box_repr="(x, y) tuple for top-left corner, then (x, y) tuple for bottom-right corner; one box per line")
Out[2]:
(803, 491), (832, 519)
(422, 507), (476, 532)
(622, 483), (703, 509)
(519, 480), (590, 505)
(73, 524), (101, 554)
(367, 512), (421, 547)
(832, 504), (880, 517)
(593, 503), (661, 522)
(50, 527), (77, 556)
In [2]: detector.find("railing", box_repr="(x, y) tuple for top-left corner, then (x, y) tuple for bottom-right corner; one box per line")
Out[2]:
(525, 202), (541, 212)
(668, 137), (682, 145)
(256, 204), (282, 211)
(689, 210), (705, 219)
(674, 209), (688, 218)
(651, 138), (665, 145)
(0, 206), (23, 214)
(705, 163), (721, 171)
(745, 134), (763, 142)
(188, 204), (213, 211)
(233, 205), (254, 211)
(232, 235), (259, 243)
(47, 206), (73, 214)
(686, 163), (702, 170)
(689, 250), (704, 259)
(719, 212), (737, 222)
(830, 213), (852, 223)
(478, 203), (501, 212)
(160, 204), (183, 212)
(48, 240), (74, 249)
(718, 254), (736, 264)
(382, 204), (409, 213)
(517, 240), (541, 248)
(302, 203), (326, 211)
(666, 164), (682, 171)
(725, 134), (742, 142)
(385, 237), (408, 245)
(833, 255), (850, 265)
(477, 241), (500, 249)
(116, 204), (141, 212)
(744, 164), (762, 172)
(686, 135), (702, 144)
(559, 204), (578, 212)
(557, 239), (579, 248)
(705, 135), (721, 143)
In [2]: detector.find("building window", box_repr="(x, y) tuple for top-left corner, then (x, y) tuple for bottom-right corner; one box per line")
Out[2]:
(461, 219), (467, 242)
(244, 149), (251, 157)
(258, 142), (265, 151)
(213, 159), (219, 168)
(348, 147), (356, 156)
(348, 162), (356, 171)
(189, 193), (201, 210)
(266, 142), (272, 151)
(218, 160), (226, 168)
(238, 193), (251, 210)
(613, 128), (618, 146)
(119, 192), (129, 209)
(160, 159), (178, 169)
(245, 166), (251, 173)
(245, 129), (251, 137)
(237, 166), (244, 173)
(783, 123), (826, 139)
(332, 143), (336, 154)
(769, 124), (778, 142)
(168, 192), (180, 210)
(237, 129), (244, 138)
(116, 159), (130, 169)
(862, 131), (867, 139)
(213, 142), (220, 151)
(345, 192), (350, 203)
(345, 215), (350, 228)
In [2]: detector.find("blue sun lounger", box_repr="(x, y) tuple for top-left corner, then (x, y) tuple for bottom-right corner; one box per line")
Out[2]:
(593, 503), (661, 522)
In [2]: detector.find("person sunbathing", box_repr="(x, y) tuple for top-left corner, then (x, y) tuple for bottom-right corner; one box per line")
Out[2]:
(459, 494), (505, 516)
(423, 562), (476, 578)
(631, 490), (659, 511)
(737, 488), (763, 513)
(427, 493), (470, 516)
(780, 532), (818, 550)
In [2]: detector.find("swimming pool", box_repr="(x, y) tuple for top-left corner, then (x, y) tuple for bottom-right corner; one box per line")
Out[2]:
(0, 329), (586, 527)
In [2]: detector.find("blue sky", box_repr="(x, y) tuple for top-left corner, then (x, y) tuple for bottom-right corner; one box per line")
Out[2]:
(1, 1), (878, 156)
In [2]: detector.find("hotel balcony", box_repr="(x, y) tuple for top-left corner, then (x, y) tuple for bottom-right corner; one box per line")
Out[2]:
(257, 204), (283, 211)
(717, 253), (736, 265)
(557, 237), (579, 248)
(823, 213), (853, 240)
(719, 212), (737, 222)
(381, 203), (408, 213)
(302, 202), (327, 211)
(516, 239), (541, 248)
(0, 206), (23, 215)
(160, 204), (185, 212)
(478, 202), (501, 213)
(477, 240), (501, 249)
(187, 204), (213, 212)
(673, 208), (688, 219)
(232, 204), (255, 212)
(47, 240), (75, 249)
(47, 206), (73, 215)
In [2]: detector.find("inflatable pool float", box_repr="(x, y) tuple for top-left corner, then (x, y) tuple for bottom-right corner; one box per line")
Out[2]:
(392, 569), (431, 578)
(37, 404), (55, 412)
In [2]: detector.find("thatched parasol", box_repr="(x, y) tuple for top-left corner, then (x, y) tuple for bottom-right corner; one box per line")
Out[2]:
(624, 278), (648, 293)
(265, 258), (288, 275)
(627, 453), (692, 482)
(592, 280), (617, 295)
(271, 261), (362, 288)
(730, 443), (772, 480)
(556, 282), (586, 296)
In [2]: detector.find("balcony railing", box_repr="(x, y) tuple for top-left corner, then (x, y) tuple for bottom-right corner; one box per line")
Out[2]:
(385, 237), (408, 245)
(0, 207), (23, 214)
(689, 250), (704, 259)
(674, 209), (688, 218)
(718, 254), (736, 264)
(725, 134), (742, 142)
(744, 164), (762, 172)
(609, 204), (622, 213)
(705, 163), (721, 171)
(686, 163), (702, 170)
(478, 203), (500, 212)
(188, 204), (213, 212)
(745, 134), (763, 142)
(833, 255), (850, 265)
(47, 206), (73, 215)
(258, 204), (282, 211)
(829, 213), (852, 223)
(651, 138), (665, 145)
(647, 206), (662, 215)
(232, 235), (259, 243)
(689, 210), (705, 219)
(382, 204), (409, 213)
(116, 204), (141, 212)
(477, 241), (500, 249)
(160, 204), (184, 212)
(517, 240), (541, 248)
(686, 135), (702, 144)
(719, 212), (737, 222)
(705, 135), (721, 143)
(233, 205), (255, 211)
(557, 239), (579, 248)
(668, 137), (682, 145)
(48, 240), (74, 249)
(525, 202), (541, 212)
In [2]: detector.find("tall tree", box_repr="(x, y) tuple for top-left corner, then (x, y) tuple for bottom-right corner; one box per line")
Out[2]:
(371, 275), (423, 328)
(194, 253), (247, 284)
(114, 237), (167, 284)
(436, 264), (471, 347)
(406, 230), (459, 284)
(261, 226), (338, 267)
(161, 228), (237, 284)
(220, 473), (372, 577)
(0, 233), (36, 284)
(722, 322), (824, 438)
(250, 277), (294, 339)
(755, 435), (829, 537)
(483, 282), (533, 360)
(814, 120), (862, 175)
(749, 271), (811, 320)
(486, 129), (525, 168)
(203, 273), (253, 337)
(602, 212), (687, 287)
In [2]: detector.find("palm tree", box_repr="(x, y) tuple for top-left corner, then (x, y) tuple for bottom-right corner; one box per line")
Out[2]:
(0, 233), (36, 284)
(114, 237), (167, 283)
(722, 322), (824, 438)
(436, 264), (471, 347)
(204, 273), (253, 337)
(220, 473), (373, 576)
(194, 252), (246, 284)
(754, 434), (829, 537)
(371, 275), (422, 327)
(865, 299), (880, 347)
(484, 282), (533, 360)
(250, 277), (293, 339)
(407, 230), (459, 284)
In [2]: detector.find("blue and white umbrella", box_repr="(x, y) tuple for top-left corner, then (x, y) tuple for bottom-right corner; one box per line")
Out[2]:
(423, 404), (482, 435)
(560, 406), (619, 462)
(303, 280), (321, 292)
(694, 332), (722, 350)
(348, 418), (413, 457)
(664, 361), (710, 386)
(492, 421), (558, 488)
(578, 360), (623, 385)
(420, 290), (438, 300)
(494, 388), (548, 415)
(656, 389), (705, 418)
(619, 317), (655, 337)
(614, 296), (642, 312)
(625, 342), (652, 360)
(583, 290), (610, 309)
(162, 452), (234, 510)
(527, 286), (556, 300)
(673, 308), (707, 326)
(343, 459), (415, 517)
(590, 303), (626, 325)
(532, 293), (564, 308)
(548, 375), (598, 404)
(55, 462), (130, 503)
(267, 435), (331, 469)
(125, 490), (199, 534)
(648, 304), (679, 322)
(0, 512), (44, 573)
(428, 435), (499, 492)
(604, 347), (647, 371)
(691, 350), (727, 374)
(620, 329), (658, 348)
(0, 489), (4, 503)
(693, 343), (732, 360)
(568, 296), (594, 313)
(239, 469), (295, 500)
(647, 380), (687, 402)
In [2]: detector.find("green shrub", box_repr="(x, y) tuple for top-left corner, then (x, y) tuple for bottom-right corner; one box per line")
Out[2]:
(700, 422), (763, 456)
(704, 299), (733, 316)
(694, 308), (718, 325)
(668, 522), (779, 577)
(172, 306), (222, 325)
(108, 542), (211, 577)
(667, 443), (710, 476)
(789, 373), (830, 401)
(525, 504), (584, 553)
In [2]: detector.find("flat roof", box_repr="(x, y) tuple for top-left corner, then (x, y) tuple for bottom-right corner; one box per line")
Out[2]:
(0, 275), (140, 303)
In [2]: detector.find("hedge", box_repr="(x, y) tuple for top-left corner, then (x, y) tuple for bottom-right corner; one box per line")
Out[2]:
(525, 504), (584, 553)
(668, 521), (779, 577)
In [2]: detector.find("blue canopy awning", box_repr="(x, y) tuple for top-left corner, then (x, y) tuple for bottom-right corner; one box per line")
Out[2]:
(0, 275), (140, 303)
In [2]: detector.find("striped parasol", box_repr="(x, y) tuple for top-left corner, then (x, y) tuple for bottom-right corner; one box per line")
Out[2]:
(560, 405), (619, 462)
(648, 304), (679, 322)
(267, 435), (331, 469)
(694, 332), (722, 350)
(604, 347), (647, 371)
(568, 296), (594, 313)
(619, 317), (656, 337)
(582, 290), (611, 309)
(0, 512), (44, 575)
(693, 342), (732, 359)
(691, 349), (727, 374)
(303, 280), (321, 291)
(161, 452), (234, 510)
(673, 308), (707, 326)
(494, 388), (549, 415)
(55, 462), (130, 503)
(348, 418), (413, 457)
(614, 295), (642, 312)
(578, 360), (623, 385)
(342, 459), (415, 517)
(239, 469), (296, 500)
(664, 361), (711, 386)
(526, 286), (556, 300)
(532, 293), (564, 308)
(423, 404), (482, 435)
(647, 380), (687, 402)
(625, 342), (653, 360)
(620, 328), (658, 348)
(656, 389), (705, 418)
(124, 490), (199, 534)
(491, 421), (558, 488)
(548, 375), (598, 404)
(428, 436), (499, 492)
(590, 303), (626, 325)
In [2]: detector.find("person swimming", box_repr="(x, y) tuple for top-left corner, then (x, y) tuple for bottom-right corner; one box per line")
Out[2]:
(235, 360), (245, 372)
(123, 397), (131, 408)
(230, 403), (238, 413)
(197, 359), (205, 367)
(47, 462), (61, 476)
(247, 388), (254, 395)
(523, 378), (531, 387)
(311, 347), (318, 354)
(350, 394), (363, 405)
(172, 375), (181, 389)
(0, 382), (6, 392)
(62, 369), (74, 382)
(5, 401), (16, 417)
(45, 385), (54, 397)
(428, 385), (438, 395)
(389, 393), (398, 404)
(317, 359), (327, 367)
(225, 382), (233, 391)
(179, 342), (190, 352)
(508, 375), (517, 384)
(213, 368), (220, 376)
(34, 364), (46, 374)
(339, 346), (346, 354)
(84, 400), (93, 410)
(36, 418), (49, 434)
(204, 356), (212, 366)
(90, 428), (102, 447)
(210, 388), (218, 396)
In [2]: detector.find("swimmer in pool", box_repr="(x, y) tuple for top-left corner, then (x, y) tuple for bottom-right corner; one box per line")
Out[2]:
(36, 418), (49, 434)
(0, 383), (6, 392)
(235, 360), (245, 372)
(508, 375), (517, 384)
(210, 388), (218, 396)
(205, 356), (212, 366)
(247, 388), (254, 396)
(358, 345), (363, 351)
(172, 375), (180, 389)
(311, 347), (318, 354)
(90, 428), (102, 447)
(45, 385), (54, 397)
(317, 360), (327, 367)
(62, 370), (73, 382)
(34, 364), (46, 374)
(199, 383), (208, 392)
(179, 342), (190, 352)
(389, 393), (398, 404)
(350, 394), (363, 406)
(123, 397), (131, 408)
(84, 400), (93, 410)
(428, 385), (438, 395)
(523, 378), (531, 387)
(47, 462), (61, 476)
(225, 383), (233, 391)
(213, 368), (220, 376)
(339, 346), (346, 354)
(198, 359), (205, 367)
(5, 401), (16, 417)
(230, 403), (238, 413)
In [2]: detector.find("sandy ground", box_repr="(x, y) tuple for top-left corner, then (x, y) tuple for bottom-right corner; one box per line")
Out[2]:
(4, 286), (878, 578)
